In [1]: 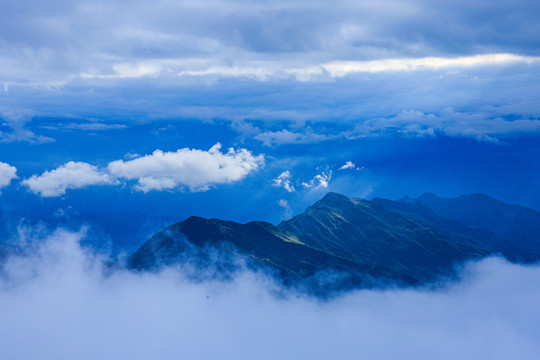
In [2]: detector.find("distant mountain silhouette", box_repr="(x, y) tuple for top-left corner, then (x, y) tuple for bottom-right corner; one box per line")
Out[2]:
(129, 192), (540, 290)
(400, 193), (540, 260)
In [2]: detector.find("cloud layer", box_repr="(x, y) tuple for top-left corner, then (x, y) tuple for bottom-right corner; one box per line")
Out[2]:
(238, 107), (540, 146)
(2, 0), (540, 86)
(1, 229), (540, 360)
(1, 0), (539, 155)
(351, 108), (540, 143)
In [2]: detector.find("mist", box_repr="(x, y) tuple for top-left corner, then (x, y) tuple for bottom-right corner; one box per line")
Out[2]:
(1, 229), (539, 360)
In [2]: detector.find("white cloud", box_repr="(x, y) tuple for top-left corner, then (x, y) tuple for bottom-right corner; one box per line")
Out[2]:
(323, 54), (540, 78)
(339, 161), (356, 170)
(1, 230), (540, 360)
(20, 144), (263, 197)
(273, 171), (295, 192)
(0, 162), (18, 189)
(63, 123), (127, 131)
(351, 108), (540, 143)
(239, 107), (540, 148)
(78, 54), (540, 84)
(107, 143), (264, 192)
(22, 161), (115, 197)
(1, 0), (540, 90)
(37, 122), (127, 132)
(254, 129), (332, 147)
(0, 110), (54, 144)
(278, 198), (292, 219)
(339, 161), (363, 171)
(302, 171), (332, 189)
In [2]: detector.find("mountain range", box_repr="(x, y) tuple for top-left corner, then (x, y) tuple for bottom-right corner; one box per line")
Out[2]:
(1, 192), (538, 291)
(128, 192), (540, 290)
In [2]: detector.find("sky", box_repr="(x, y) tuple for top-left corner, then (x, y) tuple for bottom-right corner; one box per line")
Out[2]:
(1, 2), (540, 358)
(1, 0), (540, 224)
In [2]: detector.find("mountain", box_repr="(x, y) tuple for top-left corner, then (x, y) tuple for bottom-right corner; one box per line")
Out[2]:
(370, 197), (528, 261)
(130, 192), (540, 289)
(277, 193), (490, 281)
(400, 193), (540, 260)
(129, 216), (368, 283)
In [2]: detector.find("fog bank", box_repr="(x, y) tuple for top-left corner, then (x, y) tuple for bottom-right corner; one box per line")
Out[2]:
(1, 229), (539, 360)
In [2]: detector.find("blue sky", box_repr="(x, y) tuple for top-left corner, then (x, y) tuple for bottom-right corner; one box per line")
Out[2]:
(1, 0), (540, 223)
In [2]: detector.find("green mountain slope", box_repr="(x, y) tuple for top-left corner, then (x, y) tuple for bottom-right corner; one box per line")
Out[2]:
(128, 216), (404, 285)
(278, 192), (490, 281)
(129, 192), (539, 287)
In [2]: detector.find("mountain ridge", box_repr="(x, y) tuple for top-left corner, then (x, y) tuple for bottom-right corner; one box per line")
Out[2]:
(128, 191), (540, 291)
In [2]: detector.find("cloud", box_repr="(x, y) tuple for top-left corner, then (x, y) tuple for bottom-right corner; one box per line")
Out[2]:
(339, 161), (356, 170)
(273, 171), (295, 192)
(246, 108), (540, 146)
(1, 229), (540, 359)
(2, 0), (540, 87)
(339, 161), (363, 171)
(36, 122), (128, 132)
(273, 170), (335, 193)
(107, 143), (264, 192)
(351, 108), (540, 143)
(234, 106), (540, 148)
(0, 111), (54, 144)
(22, 161), (115, 197)
(323, 54), (540, 78)
(65, 54), (540, 84)
(0, 162), (17, 189)
(278, 198), (292, 219)
(20, 144), (263, 197)
(302, 171), (332, 189)
(64, 123), (127, 131)
(254, 129), (333, 147)
(278, 198), (289, 209)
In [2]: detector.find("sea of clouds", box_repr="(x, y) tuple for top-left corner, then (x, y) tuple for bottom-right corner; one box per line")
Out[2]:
(1, 228), (539, 360)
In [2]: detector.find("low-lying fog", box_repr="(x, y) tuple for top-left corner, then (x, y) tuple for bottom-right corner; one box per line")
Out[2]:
(1, 228), (539, 359)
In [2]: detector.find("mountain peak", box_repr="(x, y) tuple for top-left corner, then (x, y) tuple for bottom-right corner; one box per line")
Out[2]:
(417, 192), (441, 201)
(322, 191), (348, 199)
(129, 191), (540, 292)
(312, 192), (360, 209)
